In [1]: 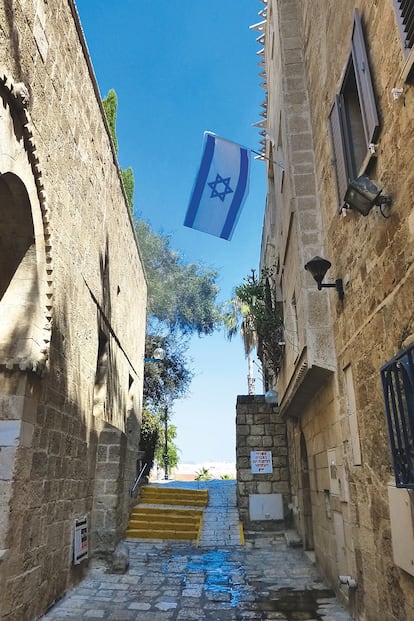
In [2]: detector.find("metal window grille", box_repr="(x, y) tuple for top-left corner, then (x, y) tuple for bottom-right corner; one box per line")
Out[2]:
(395, 0), (414, 49)
(381, 341), (414, 488)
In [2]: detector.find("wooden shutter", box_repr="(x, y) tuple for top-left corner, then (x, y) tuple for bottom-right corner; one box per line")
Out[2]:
(329, 96), (349, 209)
(395, 0), (414, 49)
(351, 10), (379, 146)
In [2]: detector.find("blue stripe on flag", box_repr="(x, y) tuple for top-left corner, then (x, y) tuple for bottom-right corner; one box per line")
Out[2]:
(184, 134), (215, 228)
(220, 147), (249, 240)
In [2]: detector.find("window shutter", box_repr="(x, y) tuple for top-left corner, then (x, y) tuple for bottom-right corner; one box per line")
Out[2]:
(351, 10), (379, 145)
(394, 0), (414, 50)
(329, 96), (349, 208)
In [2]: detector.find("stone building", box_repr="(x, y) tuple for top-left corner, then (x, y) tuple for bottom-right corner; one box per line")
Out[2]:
(257, 0), (414, 619)
(236, 395), (289, 530)
(0, 2), (147, 619)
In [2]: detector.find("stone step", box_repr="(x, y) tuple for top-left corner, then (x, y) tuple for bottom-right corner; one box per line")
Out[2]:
(130, 510), (202, 523)
(125, 528), (198, 540)
(140, 486), (208, 507)
(128, 520), (200, 532)
(126, 505), (203, 542)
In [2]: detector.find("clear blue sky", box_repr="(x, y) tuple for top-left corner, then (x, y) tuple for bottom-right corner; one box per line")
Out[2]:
(75, 0), (266, 463)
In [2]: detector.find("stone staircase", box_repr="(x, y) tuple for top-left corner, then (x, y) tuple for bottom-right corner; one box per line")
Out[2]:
(125, 485), (208, 541)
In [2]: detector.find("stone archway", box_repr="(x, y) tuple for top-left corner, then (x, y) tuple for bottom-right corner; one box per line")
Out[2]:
(0, 77), (51, 573)
(0, 173), (41, 361)
(0, 78), (52, 372)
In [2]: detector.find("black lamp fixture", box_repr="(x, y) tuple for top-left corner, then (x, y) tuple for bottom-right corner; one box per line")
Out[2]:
(304, 256), (344, 300)
(344, 175), (391, 217)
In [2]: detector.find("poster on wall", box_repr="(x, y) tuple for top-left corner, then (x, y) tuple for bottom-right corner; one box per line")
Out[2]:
(73, 516), (88, 564)
(250, 450), (273, 474)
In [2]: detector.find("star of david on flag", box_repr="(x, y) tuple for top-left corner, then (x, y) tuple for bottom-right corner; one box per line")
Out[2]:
(184, 132), (250, 241)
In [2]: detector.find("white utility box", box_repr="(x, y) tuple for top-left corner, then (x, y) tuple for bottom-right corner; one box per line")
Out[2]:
(249, 493), (284, 521)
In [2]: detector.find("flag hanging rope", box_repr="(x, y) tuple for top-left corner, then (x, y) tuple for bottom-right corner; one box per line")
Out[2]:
(249, 148), (285, 169)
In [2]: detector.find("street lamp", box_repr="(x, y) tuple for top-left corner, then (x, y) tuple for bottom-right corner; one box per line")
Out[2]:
(144, 347), (165, 363)
(163, 405), (169, 480)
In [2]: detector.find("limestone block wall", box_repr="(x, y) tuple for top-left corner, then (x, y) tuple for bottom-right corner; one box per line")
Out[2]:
(296, 1), (414, 619)
(261, 1), (414, 619)
(236, 396), (290, 528)
(0, 2), (147, 619)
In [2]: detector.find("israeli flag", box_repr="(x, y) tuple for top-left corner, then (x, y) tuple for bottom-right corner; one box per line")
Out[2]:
(184, 132), (250, 241)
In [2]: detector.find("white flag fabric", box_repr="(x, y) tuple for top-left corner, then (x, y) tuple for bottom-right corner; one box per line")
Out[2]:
(184, 132), (250, 241)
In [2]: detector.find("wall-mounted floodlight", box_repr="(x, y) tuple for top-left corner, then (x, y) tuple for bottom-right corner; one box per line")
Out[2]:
(304, 256), (344, 300)
(344, 175), (391, 217)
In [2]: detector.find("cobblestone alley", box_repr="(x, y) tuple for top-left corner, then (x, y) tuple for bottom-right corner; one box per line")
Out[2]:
(41, 481), (353, 621)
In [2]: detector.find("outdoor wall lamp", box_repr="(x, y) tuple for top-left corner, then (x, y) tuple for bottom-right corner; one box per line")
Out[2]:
(144, 347), (165, 363)
(304, 256), (344, 300)
(344, 175), (391, 217)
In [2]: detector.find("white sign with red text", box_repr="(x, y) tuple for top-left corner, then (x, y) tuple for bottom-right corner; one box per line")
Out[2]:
(250, 450), (273, 474)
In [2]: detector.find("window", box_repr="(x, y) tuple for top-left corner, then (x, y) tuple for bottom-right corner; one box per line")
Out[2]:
(381, 341), (414, 488)
(329, 10), (379, 208)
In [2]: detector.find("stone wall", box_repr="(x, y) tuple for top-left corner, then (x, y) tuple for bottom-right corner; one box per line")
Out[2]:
(297, 2), (414, 619)
(261, 1), (414, 619)
(236, 396), (290, 529)
(0, 2), (147, 619)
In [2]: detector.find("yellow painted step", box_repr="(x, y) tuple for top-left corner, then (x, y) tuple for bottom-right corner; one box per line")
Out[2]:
(130, 507), (203, 520)
(129, 513), (201, 525)
(125, 528), (198, 540)
(129, 515), (201, 527)
(139, 486), (208, 507)
(128, 519), (199, 531)
(125, 505), (203, 541)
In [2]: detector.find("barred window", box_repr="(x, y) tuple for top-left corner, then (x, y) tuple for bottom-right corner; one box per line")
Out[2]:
(381, 341), (414, 488)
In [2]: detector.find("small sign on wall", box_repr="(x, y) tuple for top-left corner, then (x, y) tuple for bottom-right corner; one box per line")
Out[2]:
(250, 450), (273, 474)
(73, 516), (88, 564)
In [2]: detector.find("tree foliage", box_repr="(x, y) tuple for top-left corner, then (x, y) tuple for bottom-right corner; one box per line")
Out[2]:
(136, 221), (223, 474)
(102, 89), (118, 153)
(102, 89), (135, 210)
(143, 333), (192, 412)
(225, 268), (284, 378)
(139, 408), (160, 476)
(139, 407), (180, 477)
(121, 167), (134, 211)
(155, 418), (180, 472)
(135, 220), (222, 336)
(195, 467), (212, 481)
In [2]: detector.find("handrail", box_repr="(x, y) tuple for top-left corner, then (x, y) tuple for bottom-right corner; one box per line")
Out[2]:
(130, 462), (148, 497)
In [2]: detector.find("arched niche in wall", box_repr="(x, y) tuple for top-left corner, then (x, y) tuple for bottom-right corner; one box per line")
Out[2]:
(0, 77), (52, 373)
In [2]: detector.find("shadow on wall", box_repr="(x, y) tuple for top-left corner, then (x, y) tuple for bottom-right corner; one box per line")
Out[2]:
(2, 0), (31, 90)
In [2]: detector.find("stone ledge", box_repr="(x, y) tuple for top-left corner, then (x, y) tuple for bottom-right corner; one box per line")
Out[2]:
(284, 529), (303, 548)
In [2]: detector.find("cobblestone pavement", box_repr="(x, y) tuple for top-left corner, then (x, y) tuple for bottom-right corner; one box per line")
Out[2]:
(41, 481), (353, 621)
